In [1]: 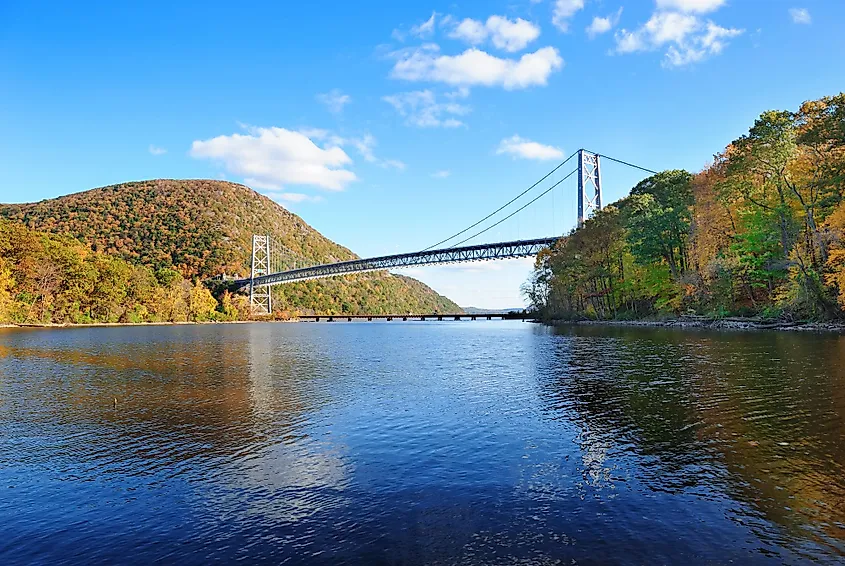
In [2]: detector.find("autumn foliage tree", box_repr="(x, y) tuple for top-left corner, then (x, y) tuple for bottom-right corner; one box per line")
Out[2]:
(527, 93), (845, 321)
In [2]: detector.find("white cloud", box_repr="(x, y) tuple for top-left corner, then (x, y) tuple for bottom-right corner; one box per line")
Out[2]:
(190, 126), (356, 192)
(450, 16), (541, 53)
(488, 16), (542, 52)
(789, 8), (811, 25)
(655, 0), (725, 13)
(444, 86), (471, 99)
(587, 18), (612, 38)
(431, 170), (451, 178)
(586, 8), (623, 38)
(148, 145), (166, 155)
(411, 12), (437, 38)
(392, 12), (440, 43)
(553, 0), (585, 32)
(615, 11), (743, 67)
(450, 18), (488, 45)
(382, 159), (407, 170)
(390, 45), (563, 90)
(350, 134), (377, 163)
(496, 135), (564, 161)
(383, 89), (470, 128)
(316, 89), (351, 113)
(309, 130), (404, 170)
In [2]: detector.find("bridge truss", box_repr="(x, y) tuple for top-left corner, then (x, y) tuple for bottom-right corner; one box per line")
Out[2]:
(238, 149), (657, 314)
(236, 237), (559, 299)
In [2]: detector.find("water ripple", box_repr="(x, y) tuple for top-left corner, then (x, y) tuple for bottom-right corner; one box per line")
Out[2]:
(0, 323), (843, 564)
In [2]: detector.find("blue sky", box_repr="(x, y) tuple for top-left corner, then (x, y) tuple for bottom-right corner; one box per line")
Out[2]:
(2, 0), (843, 307)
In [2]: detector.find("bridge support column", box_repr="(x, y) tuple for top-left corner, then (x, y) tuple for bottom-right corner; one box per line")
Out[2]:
(249, 235), (272, 316)
(577, 150), (603, 228)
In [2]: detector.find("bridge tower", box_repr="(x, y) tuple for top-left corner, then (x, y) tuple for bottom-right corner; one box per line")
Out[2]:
(249, 235), (272, 316)
(577, 150), (603, 228)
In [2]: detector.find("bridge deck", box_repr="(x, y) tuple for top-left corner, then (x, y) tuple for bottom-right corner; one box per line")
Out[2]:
(296, 312), (533, 322)
(235, 237), (559, 288)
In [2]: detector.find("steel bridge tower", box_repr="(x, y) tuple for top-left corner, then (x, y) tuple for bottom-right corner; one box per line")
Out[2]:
(577, 150), (603, 228)
(249, 235), (272, 315)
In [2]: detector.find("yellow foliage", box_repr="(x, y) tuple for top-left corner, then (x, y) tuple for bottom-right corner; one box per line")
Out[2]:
(823, 203), (845, 308)
(0, 258), (14, 323)
(189, 282), (218, 322)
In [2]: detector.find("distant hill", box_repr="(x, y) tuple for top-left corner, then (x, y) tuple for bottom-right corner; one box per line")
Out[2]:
(462, 306), (526, 314)
(0, 179), (459, 315)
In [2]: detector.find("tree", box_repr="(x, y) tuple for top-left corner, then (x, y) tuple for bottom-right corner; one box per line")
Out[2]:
(727, 111), (799, 259)
(625, 170), (694, 279)
(189, 282), (218, 321)
(0, 258), (14, 323)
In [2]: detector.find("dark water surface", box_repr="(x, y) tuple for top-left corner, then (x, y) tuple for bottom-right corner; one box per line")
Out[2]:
(1, 322), (844, 564)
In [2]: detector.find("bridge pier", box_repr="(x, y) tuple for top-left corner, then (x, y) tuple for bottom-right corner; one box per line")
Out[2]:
(578, 149), (603, 227)
(249, 235), (273, 316)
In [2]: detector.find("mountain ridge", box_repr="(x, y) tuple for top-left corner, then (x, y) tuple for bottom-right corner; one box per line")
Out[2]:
(0, 179), (460, 315)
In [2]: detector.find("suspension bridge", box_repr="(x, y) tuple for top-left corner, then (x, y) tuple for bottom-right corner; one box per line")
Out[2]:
(232, 149), (656, 314)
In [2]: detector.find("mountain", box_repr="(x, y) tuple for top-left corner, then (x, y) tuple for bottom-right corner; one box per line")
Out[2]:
(462, 306), (526, 314)
(0, 179), (459, 315)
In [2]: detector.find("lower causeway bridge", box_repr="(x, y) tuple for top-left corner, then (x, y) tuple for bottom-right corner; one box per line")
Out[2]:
(297, 312), (533, 322)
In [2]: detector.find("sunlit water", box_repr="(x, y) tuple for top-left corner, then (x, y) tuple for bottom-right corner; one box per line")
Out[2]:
(1, 322), (844, 564)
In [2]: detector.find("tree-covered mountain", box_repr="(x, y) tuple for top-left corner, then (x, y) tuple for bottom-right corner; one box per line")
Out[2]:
(0, 179), (459, 320)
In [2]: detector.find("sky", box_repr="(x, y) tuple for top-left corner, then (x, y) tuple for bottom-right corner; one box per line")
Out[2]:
(2, 0), (844, 308)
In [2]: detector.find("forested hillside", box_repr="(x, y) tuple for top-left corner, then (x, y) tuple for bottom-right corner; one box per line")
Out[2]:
(0, 180), (459, 323)
(0, 179), (356, 277)
(0, 219), (227, 324)
(525, 93), (845, 321)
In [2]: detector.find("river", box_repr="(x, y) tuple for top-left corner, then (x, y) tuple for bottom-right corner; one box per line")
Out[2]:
(1, 322), (843, 564)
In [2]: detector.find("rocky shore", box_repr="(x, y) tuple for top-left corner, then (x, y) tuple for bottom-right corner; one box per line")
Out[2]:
(549, 317), (845, 333)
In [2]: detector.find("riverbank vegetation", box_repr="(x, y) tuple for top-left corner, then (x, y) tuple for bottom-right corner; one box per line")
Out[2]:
(525, 93), (845, 321)
(0, 220), (238, 324)
(0, 180), (458, 324)
(0, 219), (459, 325)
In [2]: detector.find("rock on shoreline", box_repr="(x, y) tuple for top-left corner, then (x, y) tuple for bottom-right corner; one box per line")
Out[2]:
(548, 317), (845, 333)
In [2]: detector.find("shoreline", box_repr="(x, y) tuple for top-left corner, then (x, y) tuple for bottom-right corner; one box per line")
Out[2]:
(5, 317), (845, 333)
(547, 317), (845, 333)
(0, 320), (258, 329)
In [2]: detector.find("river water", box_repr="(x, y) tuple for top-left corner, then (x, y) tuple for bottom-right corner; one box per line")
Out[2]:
(1, 322), (844, 564)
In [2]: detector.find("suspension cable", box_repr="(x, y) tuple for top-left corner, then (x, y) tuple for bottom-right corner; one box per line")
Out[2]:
(583, 149), (658, 175)
(448, 168), (578, 248)
(421, 150), (579, 251)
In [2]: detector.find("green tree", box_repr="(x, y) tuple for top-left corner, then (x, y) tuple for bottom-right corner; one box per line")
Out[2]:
(625, 170), (694, 278)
